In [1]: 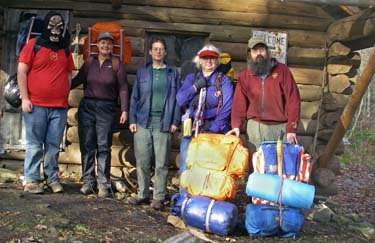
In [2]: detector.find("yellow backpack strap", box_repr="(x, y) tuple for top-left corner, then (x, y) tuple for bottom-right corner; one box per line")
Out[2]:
(277, 130), (285, 177)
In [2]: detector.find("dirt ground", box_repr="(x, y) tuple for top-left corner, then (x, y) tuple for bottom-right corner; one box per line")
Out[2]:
(0, 161), (374, 243)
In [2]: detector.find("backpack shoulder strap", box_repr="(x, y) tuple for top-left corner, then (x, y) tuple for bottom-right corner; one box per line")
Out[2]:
(84, 56), (94, 76)
(111, 56), (120, 74)
(214, 72), (223, 115)
(33, 36), (40, 54)
(64, 47), (70, 57)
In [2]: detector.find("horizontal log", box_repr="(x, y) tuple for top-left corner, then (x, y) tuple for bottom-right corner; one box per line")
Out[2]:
(231, 61), (247, 80)
(322, 92), (350, 111)
(289, 66), (324, 85)
(125, 56), (145, 74)
(342, 35), (375, 51)
(71, 5), (332, 31)
(72, 18), (146, 38)
(128, 36), (145, 57)
(297, 118), (317, 136)
(66, 126), (125, 146)
(116, 19), (328, 47)
(320, 111), (341, 128)
(327, 54), (361, 75)
(59, 143), (136, 167)
(298, 135), (314, 153)
(300, 101), (321, 119)
(297, 84), (322, 101)
(122, 0), (332, 18)
(67, 108), (78, 126)
(327, 8), (375, 42)
(317, 128), (334, 142)
(68, 89), (83, 108)
(328, 42), (351, 57)
(287, 46), (325, 66)
(59, 142), (180, 169)
(331, 93), (351, 107)
(328, 74), (351, 93)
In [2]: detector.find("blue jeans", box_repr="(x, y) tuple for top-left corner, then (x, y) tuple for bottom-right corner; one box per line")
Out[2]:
(23, 106), (67, 184)
(133, 116), (171, 201)
(178, 136), (192, 195)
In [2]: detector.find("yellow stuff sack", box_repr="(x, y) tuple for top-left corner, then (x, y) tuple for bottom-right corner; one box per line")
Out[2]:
(180, 166), (237, 201)
(186, 134), (249, 177)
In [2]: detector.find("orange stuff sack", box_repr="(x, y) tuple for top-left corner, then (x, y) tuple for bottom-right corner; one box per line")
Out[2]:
(83, 22), (131, 64)
(186, 134), (249, 177)
(180, 167), (237, 201)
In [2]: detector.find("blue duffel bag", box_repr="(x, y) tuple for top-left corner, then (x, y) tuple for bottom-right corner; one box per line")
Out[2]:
(181, 195), (238, 236)
(245, 204), (304, 238)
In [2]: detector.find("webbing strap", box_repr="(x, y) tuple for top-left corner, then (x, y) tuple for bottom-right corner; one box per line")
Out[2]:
(205, 199), (215, 233)
(180, 196), (190, 220)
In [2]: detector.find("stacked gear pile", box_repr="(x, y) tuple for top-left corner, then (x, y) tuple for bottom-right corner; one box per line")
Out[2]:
(176, 133), (249, 235)
(245, 132), (314, 238)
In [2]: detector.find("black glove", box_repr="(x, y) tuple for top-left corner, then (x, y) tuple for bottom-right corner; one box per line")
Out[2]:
(193, 78), (207, 91)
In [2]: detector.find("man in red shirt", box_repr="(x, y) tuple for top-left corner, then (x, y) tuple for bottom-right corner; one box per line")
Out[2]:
(17, 11), (74, 194)
(226, 35), (300, 156)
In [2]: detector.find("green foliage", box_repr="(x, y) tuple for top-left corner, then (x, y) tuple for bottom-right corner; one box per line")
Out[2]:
(73, 223), (94, 235)
(339, 129), (375, 167)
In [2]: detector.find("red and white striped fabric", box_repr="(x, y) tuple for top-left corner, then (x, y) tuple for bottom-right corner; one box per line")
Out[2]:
(251, 146), (312, 205)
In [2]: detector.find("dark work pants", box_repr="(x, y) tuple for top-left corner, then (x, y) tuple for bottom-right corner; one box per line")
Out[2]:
(78, 98), (116, 189)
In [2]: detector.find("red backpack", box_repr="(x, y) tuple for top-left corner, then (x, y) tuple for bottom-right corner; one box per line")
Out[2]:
(83, 22), (131, 64)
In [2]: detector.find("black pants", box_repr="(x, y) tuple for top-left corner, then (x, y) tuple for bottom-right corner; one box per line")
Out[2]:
(78, 98), (116, 188)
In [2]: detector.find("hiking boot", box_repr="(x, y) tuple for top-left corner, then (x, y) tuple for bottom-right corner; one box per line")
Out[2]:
(80, 183), (96, 195)
(24, 182), (44, 194)
(49, 182), (64, 193)
(98, 187), (110, 198)
(128, 196), (149, 205)
(151, 199), (164, 211)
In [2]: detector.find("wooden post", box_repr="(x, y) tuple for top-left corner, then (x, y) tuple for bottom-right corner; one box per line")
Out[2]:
(318, 48), (375, 168)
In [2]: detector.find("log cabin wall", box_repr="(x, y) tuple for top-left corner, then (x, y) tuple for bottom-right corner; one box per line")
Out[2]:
(1, 0), (373, 181)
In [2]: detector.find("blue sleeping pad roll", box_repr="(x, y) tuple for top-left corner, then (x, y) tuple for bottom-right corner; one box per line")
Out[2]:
(246, 173), (315, 209)
(181, 195), (238, 236)
(245, 204), (304, 238)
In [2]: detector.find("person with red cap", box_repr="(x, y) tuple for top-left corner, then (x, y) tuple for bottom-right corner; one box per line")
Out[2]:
(226, 35), (300, 156)
(176, 43), (234, 189)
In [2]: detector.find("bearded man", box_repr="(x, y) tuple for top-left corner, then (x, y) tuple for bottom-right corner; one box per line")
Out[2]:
(17, 11), (74, 194)
(226, 35), (300, 156)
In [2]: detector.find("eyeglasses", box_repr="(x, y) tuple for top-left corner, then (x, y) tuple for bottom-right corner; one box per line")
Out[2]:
(152, 47), (165, 52)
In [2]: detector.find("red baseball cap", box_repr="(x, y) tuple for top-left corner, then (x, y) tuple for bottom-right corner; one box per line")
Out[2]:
(198, 50), (219, 58)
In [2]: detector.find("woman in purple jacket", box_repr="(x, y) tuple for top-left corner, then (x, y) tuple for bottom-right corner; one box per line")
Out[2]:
(176, 44), (234, 183)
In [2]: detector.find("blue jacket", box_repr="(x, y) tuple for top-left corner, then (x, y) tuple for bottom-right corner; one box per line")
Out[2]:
(129, 63), (181, 132)
(176, 70), (233, 133)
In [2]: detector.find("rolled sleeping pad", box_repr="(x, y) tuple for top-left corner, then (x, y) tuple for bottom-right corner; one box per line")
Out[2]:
(246, 172), (315, 209)
(181, 195), (238, 236)
(245, 204), (304, 238)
